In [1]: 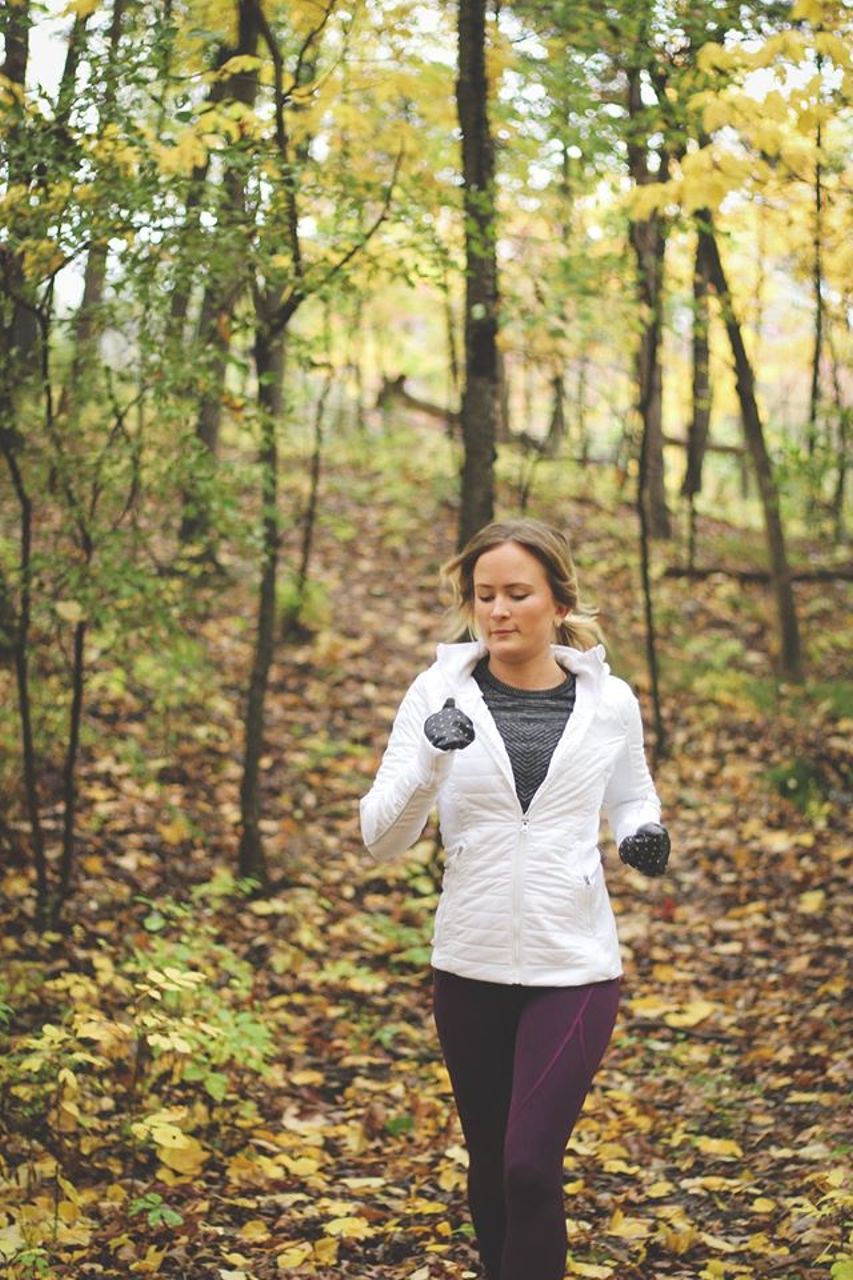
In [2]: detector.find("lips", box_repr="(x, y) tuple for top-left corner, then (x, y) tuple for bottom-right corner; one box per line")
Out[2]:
(491, 629), (516, 636)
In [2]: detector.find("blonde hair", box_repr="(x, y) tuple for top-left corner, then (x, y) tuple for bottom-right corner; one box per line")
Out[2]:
(441, 518), (605, 651)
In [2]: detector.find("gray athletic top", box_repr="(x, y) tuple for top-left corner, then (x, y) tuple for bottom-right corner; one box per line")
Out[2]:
(472, 657), (576, 813)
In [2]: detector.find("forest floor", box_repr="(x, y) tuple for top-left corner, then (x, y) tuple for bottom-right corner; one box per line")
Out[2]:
(2, 422), (851, 1280)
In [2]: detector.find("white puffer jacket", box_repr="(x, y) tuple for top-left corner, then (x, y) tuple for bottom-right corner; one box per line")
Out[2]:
(360, 640), (662, 986)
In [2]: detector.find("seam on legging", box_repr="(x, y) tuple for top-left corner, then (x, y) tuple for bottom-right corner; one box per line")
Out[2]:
(510, 987), (594, 1120)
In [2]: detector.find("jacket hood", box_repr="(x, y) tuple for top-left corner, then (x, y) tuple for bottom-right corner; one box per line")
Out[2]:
(434, 639), (610, 684)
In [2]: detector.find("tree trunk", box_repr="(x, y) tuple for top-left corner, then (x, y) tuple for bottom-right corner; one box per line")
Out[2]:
(576, 351), (589, 464)
(683, 222), (712, 501)
(807, 99), (824, 506)
(546, 373), (566, 455)
(456, 0), (498, 548)
(828, 323), (848, 543)
(0, 433), (49, 920)
(701, 225), (804, 682)
(2, 0), (39, 370)
(637, 408), (666, 760)
(237, 325), (280, 886)
(627, 65), (670, 540)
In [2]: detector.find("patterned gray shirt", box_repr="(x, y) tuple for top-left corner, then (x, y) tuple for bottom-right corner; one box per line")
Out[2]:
(472, 658), (576, 812)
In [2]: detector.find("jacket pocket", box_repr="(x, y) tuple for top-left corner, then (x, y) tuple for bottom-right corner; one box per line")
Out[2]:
(581, 860), (608, 934)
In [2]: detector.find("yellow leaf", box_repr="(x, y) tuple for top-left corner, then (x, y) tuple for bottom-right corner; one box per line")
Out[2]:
(628, 994), (671, 1018)
(0, 1223), (25, 1259)
(626, 182), (671, 221)
(792, 0), (825, 21)
(276, 1243), (313, 1269)
(147, 1121), (189, 1149)
(751, 1198), (775, 1213)
(606, 1209), (650, 1239)
(158, 1135), (208, 1175)
(291, 1069), (324, 1086)
(239, 1218), (271, 1242)
(695, 1137), (743, 1158)
(647, 1180), (675, 1197)
(698, 1231), (738, 1252)
(324, 1216), (373, 1240)
(157, 816), (193, 846)
(215, 54), (263, 80)
(797, 889), (825, 914)
(63, 0), (100, 17)
(567, 1263), (615, 1278)
(665, 999), (717, 1028)
(312, 1237), (339, 1264)
(56, 599), (85, 623)
(130, 1245), (166, 1274)
(603, 1159), (640, 1174)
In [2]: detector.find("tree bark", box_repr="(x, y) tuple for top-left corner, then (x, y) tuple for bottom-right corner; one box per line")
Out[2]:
(701, 225), (804, 682)
(546, 373), (566, 455)
(456, 0), (498, 548)
(683, 221), (712, 500)
(238, 323), (279, 886)
(627, 63), (671, 540)
(684, 219), (713, 571)
(2, 0), (39, 369)
(807, 94), (824, 505)
(827, 321), (848, 543)
(0, 433), (49, 919)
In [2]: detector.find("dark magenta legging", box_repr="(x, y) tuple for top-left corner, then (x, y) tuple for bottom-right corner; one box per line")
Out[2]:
(432, 968), (621, 1280)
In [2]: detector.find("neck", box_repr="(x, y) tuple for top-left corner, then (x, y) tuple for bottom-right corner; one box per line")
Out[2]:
(487, 651), (565, 691)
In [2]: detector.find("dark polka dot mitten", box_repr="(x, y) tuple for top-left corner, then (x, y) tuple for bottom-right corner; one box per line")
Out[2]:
(424, 697), (476, 752)
(618, 822), (671, 877)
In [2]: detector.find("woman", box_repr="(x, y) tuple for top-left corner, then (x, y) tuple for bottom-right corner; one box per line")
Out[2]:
(360, 518), (669, 1280)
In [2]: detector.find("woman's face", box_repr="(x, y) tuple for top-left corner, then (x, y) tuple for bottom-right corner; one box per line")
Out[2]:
(472, 541), (566, 665)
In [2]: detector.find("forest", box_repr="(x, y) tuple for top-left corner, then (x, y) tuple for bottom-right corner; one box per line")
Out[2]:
(0, 0), (850, 1277)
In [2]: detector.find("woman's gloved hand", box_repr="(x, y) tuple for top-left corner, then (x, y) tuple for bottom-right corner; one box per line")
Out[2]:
(424, 698), (476, 752)
(618, 822), (670, 877)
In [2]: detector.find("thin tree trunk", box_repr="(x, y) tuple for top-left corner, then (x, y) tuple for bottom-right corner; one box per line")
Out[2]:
(828, 323), (848, 543)
(456, 0), (498, 548)
(576, 351), (589, 464)
(637, 418), (666, 760)
(627, 63), (670, 540)
(683, 223), (712, 502)
(238, 325), (279, 886)
(684, 221), (712, 572)
(2, 0), (39, 369)
(807, 96), (824, 505)
(701, 223), (804, 682)
(443, 264), (461, 419)
(0, 434), (49, 919)
(57, 619), (87, 912)
(546, 373), (565, 455)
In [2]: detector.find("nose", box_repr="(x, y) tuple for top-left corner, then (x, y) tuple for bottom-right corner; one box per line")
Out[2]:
(490, 596), (510, 618)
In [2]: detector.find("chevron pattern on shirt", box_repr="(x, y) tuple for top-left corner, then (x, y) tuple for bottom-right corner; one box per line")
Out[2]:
(472, 658), (577, 813)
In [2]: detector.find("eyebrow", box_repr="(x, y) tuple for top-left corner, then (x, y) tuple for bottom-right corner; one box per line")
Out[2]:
(474, 581), (534, 589)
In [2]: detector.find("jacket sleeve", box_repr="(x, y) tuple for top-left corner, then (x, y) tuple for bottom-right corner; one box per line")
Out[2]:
(359, 673), (455, 863)
(602, 685), (662, 847)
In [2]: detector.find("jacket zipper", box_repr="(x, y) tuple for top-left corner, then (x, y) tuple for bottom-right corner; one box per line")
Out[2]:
(514, 818), (529, 981)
